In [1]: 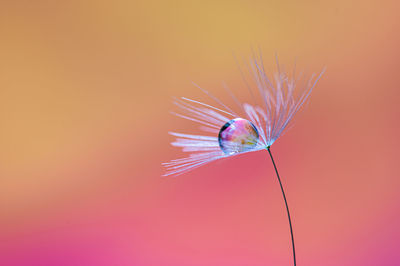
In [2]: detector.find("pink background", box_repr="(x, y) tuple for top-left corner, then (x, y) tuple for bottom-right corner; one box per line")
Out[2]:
(1, 0), (400, 265)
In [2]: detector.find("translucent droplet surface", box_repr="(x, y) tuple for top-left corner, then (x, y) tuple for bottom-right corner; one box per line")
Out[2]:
(218, 118), (259, 155)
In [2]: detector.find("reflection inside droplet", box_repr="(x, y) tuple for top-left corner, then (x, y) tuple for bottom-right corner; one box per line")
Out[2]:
(218, 118), (259, 155)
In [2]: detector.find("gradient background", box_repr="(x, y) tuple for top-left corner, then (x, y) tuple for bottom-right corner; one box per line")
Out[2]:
(1, 0), (400, 265)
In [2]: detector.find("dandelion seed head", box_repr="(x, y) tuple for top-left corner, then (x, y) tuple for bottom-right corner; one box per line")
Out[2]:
(163, 54), (325, 176)
(218, 118), (259, 155)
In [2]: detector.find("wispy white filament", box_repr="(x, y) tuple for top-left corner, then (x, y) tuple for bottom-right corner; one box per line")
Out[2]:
(164, 56), (324, 176)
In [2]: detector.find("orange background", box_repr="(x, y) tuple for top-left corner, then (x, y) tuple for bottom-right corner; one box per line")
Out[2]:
(1, 0), (400, 265)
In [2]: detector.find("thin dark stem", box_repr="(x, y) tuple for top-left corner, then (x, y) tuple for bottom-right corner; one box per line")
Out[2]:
(267, 147), (296, 266)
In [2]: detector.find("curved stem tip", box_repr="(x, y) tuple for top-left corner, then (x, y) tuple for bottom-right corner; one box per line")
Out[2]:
(267, 147), (297, 266)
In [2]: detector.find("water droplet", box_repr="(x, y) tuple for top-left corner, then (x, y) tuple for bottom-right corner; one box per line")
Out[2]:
(218, 118), (259, 155)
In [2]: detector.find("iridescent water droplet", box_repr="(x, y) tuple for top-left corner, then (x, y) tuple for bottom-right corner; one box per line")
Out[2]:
(218, 118), (259, 155)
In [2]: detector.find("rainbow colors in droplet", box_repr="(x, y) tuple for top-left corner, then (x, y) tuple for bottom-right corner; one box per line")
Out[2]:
(218, 118), (259, 155)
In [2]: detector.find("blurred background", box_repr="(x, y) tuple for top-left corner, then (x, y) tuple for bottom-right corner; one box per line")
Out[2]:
(1, 0), (399, 265)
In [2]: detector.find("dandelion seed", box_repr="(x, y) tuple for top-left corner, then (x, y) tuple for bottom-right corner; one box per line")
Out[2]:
(163, 53), (325, 266)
